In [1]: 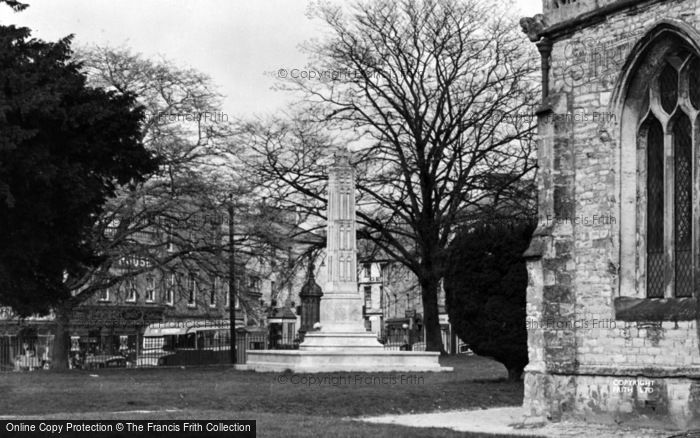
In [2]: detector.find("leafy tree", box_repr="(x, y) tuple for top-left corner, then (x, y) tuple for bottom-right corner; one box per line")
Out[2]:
(0, 23), (157, 363)
(245, 0), (538, 351)
(444, 219), (535, 380)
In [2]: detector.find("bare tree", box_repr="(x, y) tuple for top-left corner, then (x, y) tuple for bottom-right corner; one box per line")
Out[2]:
(243, 0), (538, 352)
(44, 47), (268, 369)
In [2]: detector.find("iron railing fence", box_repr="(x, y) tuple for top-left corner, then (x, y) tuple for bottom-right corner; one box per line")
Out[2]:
(2, 326), (457, 371)
(267, 331), (298, 350)
(114, 331), (274, 368)
(0, 335), (53, 371)
(381, 327), (422, 351)
(380, 326), (452, 352)
(1, 331), (289, 370)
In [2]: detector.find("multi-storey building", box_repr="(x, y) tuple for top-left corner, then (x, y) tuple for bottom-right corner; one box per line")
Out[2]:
(0, 256), (260, 367)
(0, 207), (271, 368)
(358, 261), (384, 334)
(357, 259), (453, 351)
(70, 258), (248, 359)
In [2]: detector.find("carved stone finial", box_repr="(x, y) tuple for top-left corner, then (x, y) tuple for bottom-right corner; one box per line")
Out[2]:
(332, 146), (351, 167)
(300, 264), (323, 298)
(520, 14), (547, 42)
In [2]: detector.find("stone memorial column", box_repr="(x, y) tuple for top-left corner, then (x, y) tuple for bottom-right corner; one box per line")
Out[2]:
(319, 148), (366, 333)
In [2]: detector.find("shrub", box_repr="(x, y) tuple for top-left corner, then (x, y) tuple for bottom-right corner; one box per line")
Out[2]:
(444, 219), (535, 381)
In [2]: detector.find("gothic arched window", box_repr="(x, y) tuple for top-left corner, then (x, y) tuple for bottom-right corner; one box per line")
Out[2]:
(640, 53), (698, 298)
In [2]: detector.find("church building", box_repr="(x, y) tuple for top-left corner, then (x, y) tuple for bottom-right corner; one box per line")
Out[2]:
(521, 0), (700, 429)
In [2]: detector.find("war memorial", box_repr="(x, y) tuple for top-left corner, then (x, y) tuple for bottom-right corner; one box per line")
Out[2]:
(245, 149), (449, 373)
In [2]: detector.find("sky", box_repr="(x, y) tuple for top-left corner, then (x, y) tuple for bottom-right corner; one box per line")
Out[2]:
(0, 0), (543, 119)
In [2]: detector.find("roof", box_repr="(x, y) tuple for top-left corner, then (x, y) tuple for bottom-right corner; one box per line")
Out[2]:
(267, 307), (297, 320)
(143, 319), (242, 337)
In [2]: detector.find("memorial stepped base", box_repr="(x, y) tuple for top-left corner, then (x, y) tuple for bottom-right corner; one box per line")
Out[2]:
(244, 330), (452, 373)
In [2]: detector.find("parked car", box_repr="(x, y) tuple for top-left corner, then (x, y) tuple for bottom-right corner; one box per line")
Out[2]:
(411, 341), (426, 351)
(136, 350), (175, 367)
(84, 354), (127, 369)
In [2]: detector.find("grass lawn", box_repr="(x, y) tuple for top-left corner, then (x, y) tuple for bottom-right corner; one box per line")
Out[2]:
(1, 355), (535, 437)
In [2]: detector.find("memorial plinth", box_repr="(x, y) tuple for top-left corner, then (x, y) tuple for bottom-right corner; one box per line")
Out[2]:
(242, 350), (445, 373)
(245, 148), (450, 373)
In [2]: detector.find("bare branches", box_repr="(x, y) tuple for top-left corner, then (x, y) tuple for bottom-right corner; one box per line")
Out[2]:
(63, 47), (251, 306)
(249, 0), (538, 273)
(244, 0), (539, 351)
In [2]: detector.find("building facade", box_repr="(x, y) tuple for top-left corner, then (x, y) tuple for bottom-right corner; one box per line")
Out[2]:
(0, 254), (248, 368)
(357, 260), (453, 350)
(0, 208), (271, 368)
(522, 0), (700, 428)
(358, 261), (422, 335)
(72, 261), (244, 358)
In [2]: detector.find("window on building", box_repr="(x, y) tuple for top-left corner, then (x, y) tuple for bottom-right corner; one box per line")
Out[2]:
(210, 277), (218, 307)
(105, 218), (119, 238)
(165, 274), (175, 306)
(641, 55), (697, 298)
(126, 280), (137, 303)
(167, 224), (175, 252)
(145, 277), (155, 303)
(98, 288), (110, 302)
(119, 335), (129, 351)
(249, 276), (261, 294)
(188, 274), (197, 307)
(364, 285), (372, 309)
(224, 281), (230, 308)
(363, 262), (371, 279)
(379, 284), (384, 307)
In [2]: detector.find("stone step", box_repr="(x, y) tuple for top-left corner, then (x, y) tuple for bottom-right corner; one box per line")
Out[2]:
(244, 349), (451, 373)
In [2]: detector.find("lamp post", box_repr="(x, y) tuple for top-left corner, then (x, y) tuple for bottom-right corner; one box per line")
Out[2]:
(228, 196), (237, 365)
(402, 322), (411, 351)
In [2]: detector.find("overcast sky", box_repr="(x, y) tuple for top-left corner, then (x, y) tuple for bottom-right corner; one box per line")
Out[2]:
(0, 0), (542, 118)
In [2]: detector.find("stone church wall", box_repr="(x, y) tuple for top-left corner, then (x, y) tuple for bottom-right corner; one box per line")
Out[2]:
(524, 0), (700, 429)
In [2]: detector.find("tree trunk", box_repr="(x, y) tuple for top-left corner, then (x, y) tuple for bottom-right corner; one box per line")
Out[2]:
(420, 277), (444, 353)
(51, 303), (72, 370)
(507, 367), (523, 382)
